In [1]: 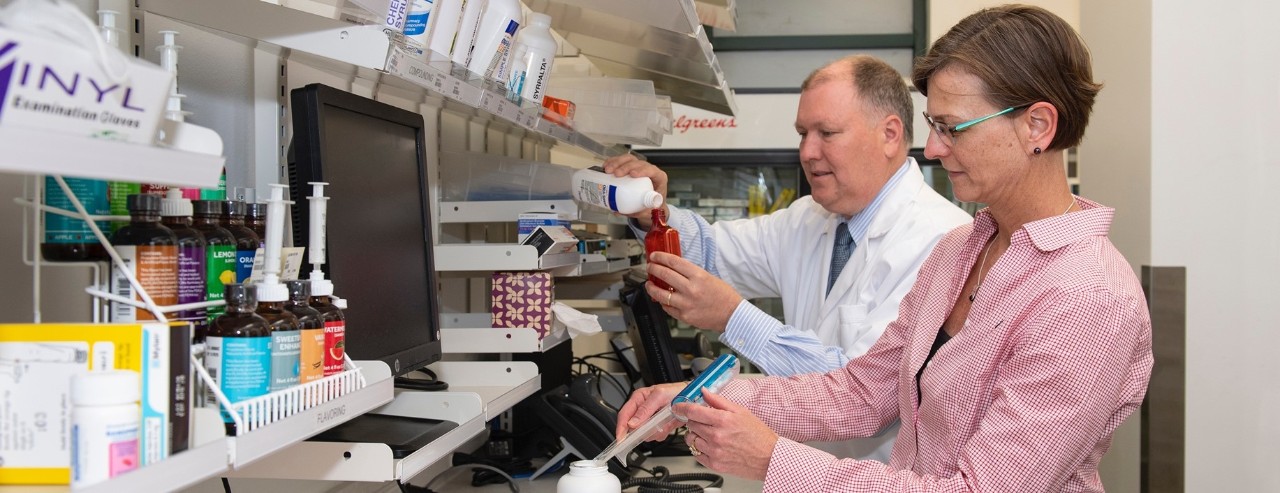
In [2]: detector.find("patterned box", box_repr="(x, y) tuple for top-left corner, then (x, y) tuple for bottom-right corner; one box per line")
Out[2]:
(491, 272), (555, 338)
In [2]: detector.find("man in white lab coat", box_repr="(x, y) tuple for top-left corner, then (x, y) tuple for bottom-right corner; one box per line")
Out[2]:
(602, 55), (971, 461)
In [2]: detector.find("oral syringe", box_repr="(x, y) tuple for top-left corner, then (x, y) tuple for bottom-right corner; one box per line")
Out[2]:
(594, 354), (740, 466)
(306, 182), (335, 299)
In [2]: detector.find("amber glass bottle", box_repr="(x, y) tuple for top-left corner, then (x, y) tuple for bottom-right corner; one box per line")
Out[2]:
(285, 280), (325, 384)
(645, 208), (681, 292)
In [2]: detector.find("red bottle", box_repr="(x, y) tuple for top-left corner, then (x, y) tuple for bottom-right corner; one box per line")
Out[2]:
(645, 208), (681, 291)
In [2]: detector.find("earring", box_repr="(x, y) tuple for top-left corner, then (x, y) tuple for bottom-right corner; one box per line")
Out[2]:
(1033, 147), (1042, 155)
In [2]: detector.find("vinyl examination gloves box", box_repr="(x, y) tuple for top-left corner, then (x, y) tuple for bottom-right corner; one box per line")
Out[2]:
(0, 21), (171, 144)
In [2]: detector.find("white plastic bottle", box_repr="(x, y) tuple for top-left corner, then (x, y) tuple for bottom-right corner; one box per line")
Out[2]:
(402, 0), (434, 51)
(450, 0), (487, 67)
(506, 12), (557, 105)
(464, 0), (521, 81)
(70, 370), (141, 488)
(557, 460), (621, 493)
(425, 0), (464, 61)
(571, 166), (664, 214)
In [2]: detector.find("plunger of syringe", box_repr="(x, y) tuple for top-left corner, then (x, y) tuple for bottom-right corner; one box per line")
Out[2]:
(256, 184), (292, 303)
(97, 10), (124, 53)
(157, 30), (189, 122)
(307, 182), (334, 297)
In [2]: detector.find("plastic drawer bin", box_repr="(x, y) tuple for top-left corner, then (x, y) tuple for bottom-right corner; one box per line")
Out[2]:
(440, 151), (575, 201)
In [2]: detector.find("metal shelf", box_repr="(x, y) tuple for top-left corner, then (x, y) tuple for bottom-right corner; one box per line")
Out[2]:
(427, 361), (541, 420)
(557, 253), (632, 277)
(438, 199), (628, 225)
(440, 313), (570, 353)
(0, 126), (224, 188)
(435, 244), (580, 271)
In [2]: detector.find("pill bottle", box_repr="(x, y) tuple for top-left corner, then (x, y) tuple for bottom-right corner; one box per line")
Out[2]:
(557, 460), (621, 493)
(70, 370), (141, 488)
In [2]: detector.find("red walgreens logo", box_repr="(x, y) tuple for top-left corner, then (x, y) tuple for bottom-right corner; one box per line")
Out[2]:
(674, 115), (737, 133)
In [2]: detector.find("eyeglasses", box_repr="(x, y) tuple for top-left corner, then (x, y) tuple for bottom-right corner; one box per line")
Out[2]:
(923, 103), (1033, 147)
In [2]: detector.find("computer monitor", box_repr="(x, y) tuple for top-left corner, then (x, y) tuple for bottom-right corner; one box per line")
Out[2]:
(618, 271), (685, 386)
(287, 83), (442, 377)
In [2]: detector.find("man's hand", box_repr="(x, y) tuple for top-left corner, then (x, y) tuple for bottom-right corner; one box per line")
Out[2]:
(602, 154), (669, 226)
(615, 382), (685, 441)
(646, 252), (744, 333)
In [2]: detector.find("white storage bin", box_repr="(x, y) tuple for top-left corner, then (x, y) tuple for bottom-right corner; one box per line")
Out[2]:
(440, 151), (576, 201)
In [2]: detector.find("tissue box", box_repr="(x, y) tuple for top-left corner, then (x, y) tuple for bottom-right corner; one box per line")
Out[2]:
(520, 225), (578, 257)
(0, 25), (172, 144)
(491, 272), (555, 339)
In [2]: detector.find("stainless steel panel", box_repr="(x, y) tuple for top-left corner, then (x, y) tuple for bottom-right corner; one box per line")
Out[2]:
(1141, 265), (1185, 493)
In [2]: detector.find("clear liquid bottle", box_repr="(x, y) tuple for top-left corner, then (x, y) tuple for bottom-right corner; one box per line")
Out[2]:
(220, 200), (261, 283)
(645, 208), (681, 292)
(109, 193), (178, 322)
(192, 200), (237, 322)
(285, 280), (326, 384)
(207, 283), (271, 436)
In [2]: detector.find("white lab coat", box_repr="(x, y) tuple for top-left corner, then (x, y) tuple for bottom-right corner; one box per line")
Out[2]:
(687, 159), (971, 460)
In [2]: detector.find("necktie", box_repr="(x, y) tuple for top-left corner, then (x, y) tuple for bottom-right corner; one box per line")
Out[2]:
(827, 222), (854, 296)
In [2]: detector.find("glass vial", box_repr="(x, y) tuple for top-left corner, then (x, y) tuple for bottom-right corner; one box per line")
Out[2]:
(70, 370), (140, 488)
(160, 190), (209, 347)
(285, 280), (326, 384)
(309, 285), (347, 376)
(109, 193), (178, 322)
(645, 208), (682, 292)
(192, 200), (237, 322)
(220, 200), (261, 283)
(207, 283), (271, 435)
(557, 460), (621, 493)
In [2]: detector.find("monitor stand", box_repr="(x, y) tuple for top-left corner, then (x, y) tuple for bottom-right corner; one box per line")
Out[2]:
(308, 413), (459, 459)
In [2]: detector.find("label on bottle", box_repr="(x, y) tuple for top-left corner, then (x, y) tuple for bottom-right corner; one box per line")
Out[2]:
(269, 329), (301, 391)
(404, 0), (434, 36)
(44, 177), (110, 243)
(107, 182), (141, 233)
(323, 319), (347, 376)
(110, 245), (179, 322)
(176, 243), (207, 333)
(236, 249), (256, 284)
(205, 335), (271, 425)
(205, 245), (236, 320)
(299, 327), (326, 384)
(577, 180), (618, 212)
(200, 170), (226, 200)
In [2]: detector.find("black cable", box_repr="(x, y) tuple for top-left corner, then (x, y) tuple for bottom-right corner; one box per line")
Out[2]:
(221, 477), (232, 493)
(394, 367), (448, 391)
(621, 465), (724, 493)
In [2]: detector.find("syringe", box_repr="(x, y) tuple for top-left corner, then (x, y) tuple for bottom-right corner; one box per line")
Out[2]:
(594, 354), (739, 466)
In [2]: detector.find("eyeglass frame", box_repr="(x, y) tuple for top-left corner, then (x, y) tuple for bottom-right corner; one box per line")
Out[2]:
(922, 103), (1034, 146)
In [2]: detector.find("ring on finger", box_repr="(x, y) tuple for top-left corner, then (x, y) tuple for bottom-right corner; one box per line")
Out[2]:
(666, 291), (674, 306)
(688, 433), (701, 456)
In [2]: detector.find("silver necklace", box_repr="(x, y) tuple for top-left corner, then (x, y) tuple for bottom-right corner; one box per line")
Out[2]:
(969, 197), (1075, 302)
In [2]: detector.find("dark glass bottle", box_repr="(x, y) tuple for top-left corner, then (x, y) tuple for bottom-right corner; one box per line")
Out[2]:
(645, 208), (682, 292)
(160, 191), (209, 345)
(309, 282), (346, 376)
(192, 201), (237, 322)
(245, 202), (268, 243)
(41, 177), (109, 262)
(256, 285), (300, 392)
(220, 200), (261, 284)
(206, 283), (271, 436)
(285, 280), (326, 384)
(109, 194), (178, 322)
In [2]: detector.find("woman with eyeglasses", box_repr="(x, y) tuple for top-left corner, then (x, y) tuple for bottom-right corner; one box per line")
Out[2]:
(615, 5), (1153, 492)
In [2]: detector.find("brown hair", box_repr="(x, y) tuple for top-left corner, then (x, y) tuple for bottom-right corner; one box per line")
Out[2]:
(912, 4), (1101, 150)
(803, 55), (914, 148)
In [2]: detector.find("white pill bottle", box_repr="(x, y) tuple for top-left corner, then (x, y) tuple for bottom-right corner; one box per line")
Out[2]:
(571, 166), (664, 215)
(558, 460), (621, 493)
(70, 370), (141, 488)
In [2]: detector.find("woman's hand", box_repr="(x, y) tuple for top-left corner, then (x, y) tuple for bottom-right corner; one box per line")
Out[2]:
(601, 154), (669, 224)
(677, 390), (778, 481)
(646, 252), (744, 333)
(615, 382), (685, 441)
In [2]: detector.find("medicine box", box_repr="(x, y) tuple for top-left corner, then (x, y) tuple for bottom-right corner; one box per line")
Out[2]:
(491, 272), (555, 339)
(520, 225), (578, 257)
(0, 323), (190, 485)
(517, 212), (570, 243)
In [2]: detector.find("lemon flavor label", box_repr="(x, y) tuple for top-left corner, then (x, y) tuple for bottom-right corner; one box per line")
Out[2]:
(205, 245), (236, 320)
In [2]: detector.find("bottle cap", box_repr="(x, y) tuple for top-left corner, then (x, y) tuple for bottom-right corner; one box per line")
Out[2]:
(246, 202), (267, 220)
(224, 283), (257, 308)
(161, 188), (193, 217)
(256, 282), (288, 302)
(286, 280), (311, 302)
(332, 297), (347, 309)
(528, 12), (551, 27)
(642, 191), (663, 209)
(126, 193), (163, 213)
(193, 199), (225, 216)
(222, 200), (247, 218)
(310, 277), (334, 297)
(71, 370), (140, 406)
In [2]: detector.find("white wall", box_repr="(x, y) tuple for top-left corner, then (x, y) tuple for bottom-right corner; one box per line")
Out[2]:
(928, 0), (1080, 41)
(1150, 1), (1280, 490)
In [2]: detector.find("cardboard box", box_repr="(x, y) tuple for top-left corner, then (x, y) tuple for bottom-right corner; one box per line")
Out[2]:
(520, 225), (578, 257)
(0, 26), (172, 145)
(517, 212), (570, 243)
(491, 272), (555, 339)
(0, 323), (188, 485)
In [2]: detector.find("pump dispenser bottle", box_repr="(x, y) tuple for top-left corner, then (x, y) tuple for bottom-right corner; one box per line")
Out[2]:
(206, 283), (271, 435)
(160, 189), (208, 345)
(645, 208), (681, 292)
(571, 167), (664, 215)
(110, 194), (179, 322)
(192, 200), (237, 321)
(285, 280), (325, 384)
(306, 182), (347, 376)
(220, 200), (260, 283)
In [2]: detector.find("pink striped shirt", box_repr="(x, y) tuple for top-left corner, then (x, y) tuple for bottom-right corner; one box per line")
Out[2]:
(724, 197), (1153, 492)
